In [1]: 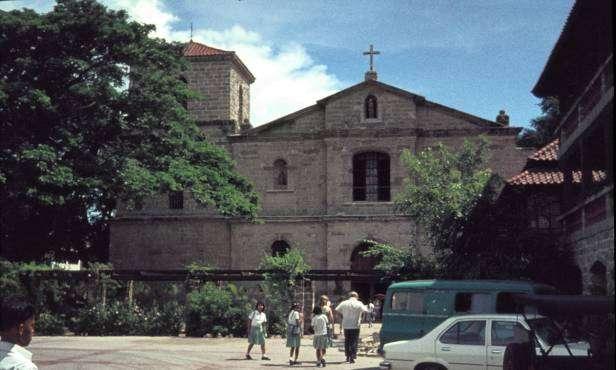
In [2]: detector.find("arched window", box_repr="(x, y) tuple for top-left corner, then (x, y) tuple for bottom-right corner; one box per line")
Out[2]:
(271, 240), (290, 257)
(179, 76), (188, 110)
(273, 159), (288, 189)
(353, 152), (390, 201)
(365, 95), (378, 119)
(590, 261), (607, 295)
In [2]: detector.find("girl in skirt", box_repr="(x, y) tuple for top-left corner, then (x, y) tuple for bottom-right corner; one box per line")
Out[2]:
(311, 306), (329, 367)
(286, 302), (302, 365)
(245, 301), (270, 360)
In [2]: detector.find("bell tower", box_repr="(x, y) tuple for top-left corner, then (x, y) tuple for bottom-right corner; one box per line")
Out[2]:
(182, 41), (255, 137)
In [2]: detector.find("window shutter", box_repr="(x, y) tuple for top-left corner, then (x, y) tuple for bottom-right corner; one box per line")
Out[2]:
(353, 155), (366, 201)
(377, 154), (390, 201)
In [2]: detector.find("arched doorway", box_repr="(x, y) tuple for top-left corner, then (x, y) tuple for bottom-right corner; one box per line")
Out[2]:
(590, 261), (607, 295)
(350, 242), (387, 304)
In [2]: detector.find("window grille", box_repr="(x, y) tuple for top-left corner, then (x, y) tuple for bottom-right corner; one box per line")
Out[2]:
(169, 191), (184, 209)
(353, 152), (390, 201)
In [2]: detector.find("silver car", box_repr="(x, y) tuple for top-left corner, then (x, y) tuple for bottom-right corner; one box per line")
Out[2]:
(379, 314), (590, 370)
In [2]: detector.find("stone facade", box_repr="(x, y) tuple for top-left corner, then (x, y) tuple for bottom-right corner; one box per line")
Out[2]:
(110, 45), (531, 297)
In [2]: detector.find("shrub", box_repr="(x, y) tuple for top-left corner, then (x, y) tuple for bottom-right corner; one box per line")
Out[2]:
(36, 311), (65, 335)
(143, 301), (184, 336)
(70, 300), (184, 336)
(185, 282), (252, 337)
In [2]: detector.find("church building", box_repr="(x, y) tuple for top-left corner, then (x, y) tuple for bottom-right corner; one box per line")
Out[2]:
(109, 41), (530, 297)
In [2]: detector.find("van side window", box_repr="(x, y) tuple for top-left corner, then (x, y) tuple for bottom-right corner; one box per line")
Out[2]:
(391, 291), (424, 313)
(454, 293), (492, 313)
(439, 320), (486, 345)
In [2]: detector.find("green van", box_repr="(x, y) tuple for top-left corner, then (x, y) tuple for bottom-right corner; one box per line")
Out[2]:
(379, 280), (555, 349)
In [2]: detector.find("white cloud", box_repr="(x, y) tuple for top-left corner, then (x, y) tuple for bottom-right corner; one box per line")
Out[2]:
(102, 1), (342, 126)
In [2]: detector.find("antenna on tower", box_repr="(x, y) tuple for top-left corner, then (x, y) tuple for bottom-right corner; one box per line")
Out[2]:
(190, 22), (193, 41)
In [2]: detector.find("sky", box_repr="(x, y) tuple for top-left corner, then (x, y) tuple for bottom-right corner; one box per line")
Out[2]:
(1, 0), (575, 128)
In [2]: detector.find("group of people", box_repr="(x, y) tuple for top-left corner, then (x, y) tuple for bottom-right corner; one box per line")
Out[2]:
(245, 291), (372, 366)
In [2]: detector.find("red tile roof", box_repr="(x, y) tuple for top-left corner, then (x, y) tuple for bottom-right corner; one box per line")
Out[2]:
(183, 41), (231, 57)
(508, 170), (563, 185)
(507, 139), (608, 186)
(528, 139), (559, 161)
(508, 169), (607, 186)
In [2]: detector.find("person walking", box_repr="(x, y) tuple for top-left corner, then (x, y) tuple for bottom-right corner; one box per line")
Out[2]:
(0, 295), (38, 370)
(319, 295), (334, 354)
(334, 291), (368, 363)
(286, 302), (302, 365)
(311, 306), (329, 367)
(245, 301), (270, 361)
(367, 300), (375, 328)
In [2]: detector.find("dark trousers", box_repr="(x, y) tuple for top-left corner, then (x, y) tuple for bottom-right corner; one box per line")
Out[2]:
(344, 328), (360, 359)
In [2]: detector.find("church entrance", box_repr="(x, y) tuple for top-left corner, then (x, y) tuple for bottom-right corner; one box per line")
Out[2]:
(349, 242), (388, 303)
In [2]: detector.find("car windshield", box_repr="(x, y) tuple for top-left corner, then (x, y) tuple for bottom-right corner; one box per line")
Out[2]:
(527, 318), (566, 346)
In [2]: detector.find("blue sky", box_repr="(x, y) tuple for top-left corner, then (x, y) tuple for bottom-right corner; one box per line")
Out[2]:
(1, 0), (574, 128)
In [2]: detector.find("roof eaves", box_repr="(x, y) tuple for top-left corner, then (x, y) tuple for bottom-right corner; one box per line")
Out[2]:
(316, 79), (425, 107)
(532, 0), (581, 97)
(247, 104), (321, 135)
(423, 100), (503, 128)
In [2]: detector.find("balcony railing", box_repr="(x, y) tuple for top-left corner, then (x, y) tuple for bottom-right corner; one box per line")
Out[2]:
(558, 55), (613, 142)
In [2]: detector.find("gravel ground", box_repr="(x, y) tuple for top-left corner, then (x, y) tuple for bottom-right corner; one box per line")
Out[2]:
(29, 324), (383, 370)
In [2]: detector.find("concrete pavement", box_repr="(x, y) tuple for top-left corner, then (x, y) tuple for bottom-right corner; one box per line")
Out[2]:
(30, 324), (383, 370)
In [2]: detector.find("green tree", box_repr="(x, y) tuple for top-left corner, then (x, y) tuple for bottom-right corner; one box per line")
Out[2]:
(393, 138), (577, 285)
(517, 96), (560, 147)
(258, 248), (310, 335)
(0, 0), (259, 261)
(395, 137), (492, 259)
(361, 240), (437, 281)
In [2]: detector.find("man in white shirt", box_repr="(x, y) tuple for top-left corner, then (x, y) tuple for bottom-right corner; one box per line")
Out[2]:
(0, 295), (38, 370)
(334, 291), (368, 363)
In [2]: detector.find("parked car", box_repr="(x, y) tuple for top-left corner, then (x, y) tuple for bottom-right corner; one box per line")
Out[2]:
(379, 313), (590, 370)
(379, 280), (556, 350)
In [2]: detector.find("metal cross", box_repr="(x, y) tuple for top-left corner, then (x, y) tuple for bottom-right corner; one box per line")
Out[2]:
(363, 44), (380, 71)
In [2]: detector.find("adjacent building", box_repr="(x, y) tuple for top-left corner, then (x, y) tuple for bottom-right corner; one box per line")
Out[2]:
(532, 0), (613, 294)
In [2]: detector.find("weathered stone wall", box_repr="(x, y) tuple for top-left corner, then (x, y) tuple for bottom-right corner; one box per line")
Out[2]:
(325, 217), (415, 269)
(417, 104), (478, 130)
(568, 215), (615, 294)
(110, 217), (231, 269)
(325, 86), (417, 130)
(229, 220), (326, 269)
(229, 66), (250, 125)
(185, 59), (231, 122)
(231, 138), (326, 216)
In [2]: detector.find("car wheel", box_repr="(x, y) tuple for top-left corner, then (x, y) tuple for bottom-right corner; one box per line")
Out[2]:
(416, 364), (445, 370)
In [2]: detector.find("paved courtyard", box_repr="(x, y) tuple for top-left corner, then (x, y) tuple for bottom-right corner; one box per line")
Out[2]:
(30, 325), (383, 370)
